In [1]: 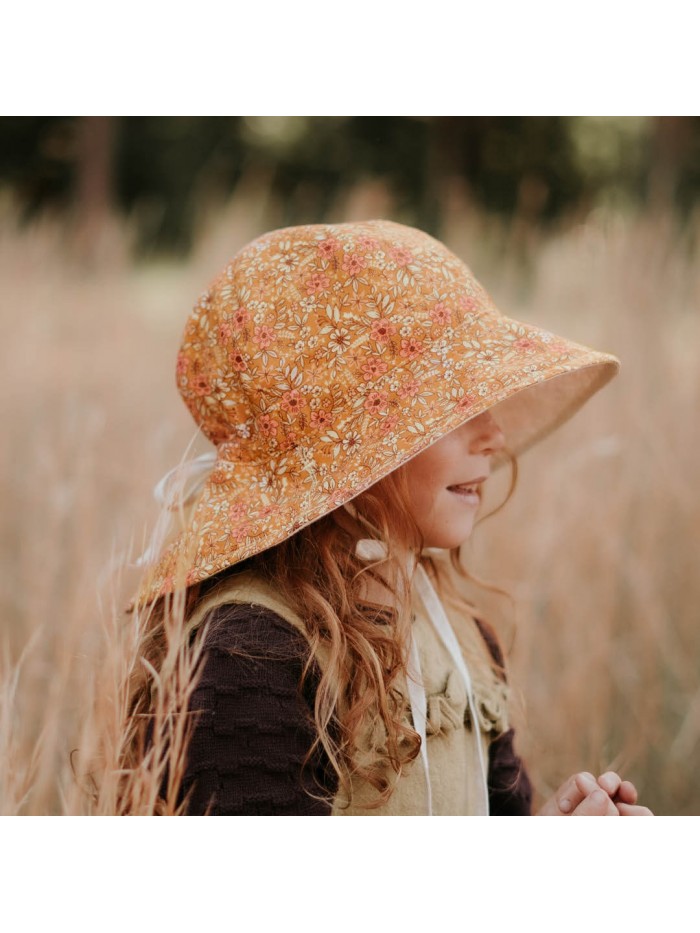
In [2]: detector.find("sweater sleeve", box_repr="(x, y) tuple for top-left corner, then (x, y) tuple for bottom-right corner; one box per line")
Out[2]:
(474, 617), (533, 816)
(178, 603), (336, 816)
(177, 603), (532, 816)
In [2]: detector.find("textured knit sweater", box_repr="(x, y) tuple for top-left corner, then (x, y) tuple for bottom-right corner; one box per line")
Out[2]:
(176, 601), (532, 816)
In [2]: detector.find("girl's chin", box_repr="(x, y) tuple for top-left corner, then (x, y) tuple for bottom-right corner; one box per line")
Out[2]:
(423, 524), (476, 551)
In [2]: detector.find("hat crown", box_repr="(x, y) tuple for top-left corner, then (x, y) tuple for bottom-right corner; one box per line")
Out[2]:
(129, 218), (619, 611)
(176, 219), (492, 461)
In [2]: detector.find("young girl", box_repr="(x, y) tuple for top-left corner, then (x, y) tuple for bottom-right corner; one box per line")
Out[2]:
(124, 219), (652, 816)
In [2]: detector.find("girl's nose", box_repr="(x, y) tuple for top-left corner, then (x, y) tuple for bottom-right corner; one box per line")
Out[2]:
(469, 410), (506, 455)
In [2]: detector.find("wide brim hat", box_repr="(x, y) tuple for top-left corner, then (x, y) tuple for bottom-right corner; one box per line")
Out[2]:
(127, 219), (619, 613)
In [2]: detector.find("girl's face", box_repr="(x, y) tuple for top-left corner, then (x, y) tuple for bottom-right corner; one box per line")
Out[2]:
(402, 410), (506, 550)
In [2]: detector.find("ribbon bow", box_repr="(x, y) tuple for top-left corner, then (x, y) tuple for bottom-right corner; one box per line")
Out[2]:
(342, 500), (489, 816)
(133, 451), (216, 568)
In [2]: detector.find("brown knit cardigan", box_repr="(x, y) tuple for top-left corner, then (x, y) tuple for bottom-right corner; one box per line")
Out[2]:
(174, 598), (532, 816)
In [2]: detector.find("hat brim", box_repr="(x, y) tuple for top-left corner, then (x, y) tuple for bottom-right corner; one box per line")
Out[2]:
(127, 330), (619, 614)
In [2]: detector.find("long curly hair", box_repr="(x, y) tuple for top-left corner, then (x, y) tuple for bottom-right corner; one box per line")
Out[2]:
(117, 449), (518, 814)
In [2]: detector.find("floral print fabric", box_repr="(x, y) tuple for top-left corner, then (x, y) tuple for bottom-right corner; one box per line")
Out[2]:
(129, 219), (619, 612)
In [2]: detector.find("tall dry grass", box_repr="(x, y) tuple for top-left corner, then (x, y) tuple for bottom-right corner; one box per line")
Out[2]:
(1, 189), (698, 814)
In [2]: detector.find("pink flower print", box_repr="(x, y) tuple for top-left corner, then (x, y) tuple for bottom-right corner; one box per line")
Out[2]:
(399, 336), (424, 360)
(318, 237), (340, 258)
(281, 389), (304, 416)
(280, 431), (299, 452)
(233, 306), (250, 328)
(357, 235), (379, 251)
(229, 502), (247, 523)
(228, 501), (252, 535)
(514, 337), (539, 352)
(370, 318), (397, 344)
(361, 358), (389, 382)
(548, 340), (570, 355)
(342, 252), (367, 276)
(458, 294), (481, 312)
(176, 353), (189, 375)
(329, 486), (353, 507)
(389, 246), (413, 267)
(364, 391), (388, 416)
(257, 413), (278, 437)
(456, 393), (478, 412)
(229, 350), (248, 372)
(253, 324), (275, 349)
(311, 409), (332, 430)
(398, 378), (420, 399)
(380, 414), (399, 435)
(258, 503), (280, 520)
(429, 302), (451, 326)
(191, 374), (212, 397)
(305, 272), (331, 295)
(217, 322), (233, 345)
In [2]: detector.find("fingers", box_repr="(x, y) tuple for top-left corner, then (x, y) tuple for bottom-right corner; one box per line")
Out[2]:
(614, 780), (638, 806)
(536, 771), (596, 815)
(598, 773), (641, 811)
(572, 788), (619, 816)
(597, 772), (639, 807)
(573, 771), (602, 802)
(557, 771), (598, 814)
(597, 771), (622, 798)
(616, 802), (654, 816)
(538, 770), (648, 816)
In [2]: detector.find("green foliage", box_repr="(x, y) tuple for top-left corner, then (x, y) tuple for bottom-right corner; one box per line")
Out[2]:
(1, 116), (698, 255)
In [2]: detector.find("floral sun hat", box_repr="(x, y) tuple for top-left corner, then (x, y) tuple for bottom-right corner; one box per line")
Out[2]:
(127, 219), (620, 613)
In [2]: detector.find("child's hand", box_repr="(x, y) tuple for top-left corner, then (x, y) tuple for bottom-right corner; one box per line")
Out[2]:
(596, 770), (654, 816)
(536, 771), (654, 816)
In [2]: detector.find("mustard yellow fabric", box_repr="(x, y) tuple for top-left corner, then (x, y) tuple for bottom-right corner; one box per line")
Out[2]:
(187, 569), (509, 816)
(129, 219), (619, 612)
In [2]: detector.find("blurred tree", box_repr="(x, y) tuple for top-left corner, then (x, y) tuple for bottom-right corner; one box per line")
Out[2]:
(0, 116), (77, 218)
(648, 116), (697, 214)
(73, 116), (118, 262)
(1, 116), (699, 255)
(565, 116), (651, 213)
(116, 116), (247, 254)
(430, 116), (585, 220)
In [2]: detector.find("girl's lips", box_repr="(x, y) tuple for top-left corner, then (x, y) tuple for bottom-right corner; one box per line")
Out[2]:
(448, 475), (488, 489)
(447, 476), (487, 505)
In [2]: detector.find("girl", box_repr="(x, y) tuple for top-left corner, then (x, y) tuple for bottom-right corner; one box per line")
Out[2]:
(124, 219), (651, 816)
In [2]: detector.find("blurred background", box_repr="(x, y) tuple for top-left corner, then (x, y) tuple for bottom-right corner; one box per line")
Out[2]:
(1, 116), (699, 814)
(4, 116), (699, 255)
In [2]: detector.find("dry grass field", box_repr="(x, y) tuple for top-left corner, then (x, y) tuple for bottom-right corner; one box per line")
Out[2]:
(1, 193), (698, 815)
